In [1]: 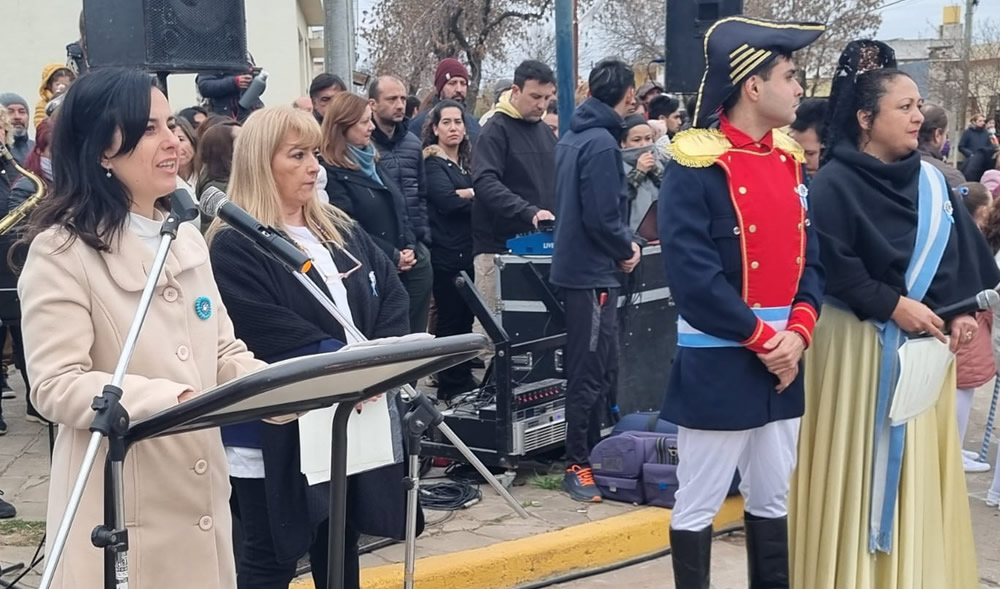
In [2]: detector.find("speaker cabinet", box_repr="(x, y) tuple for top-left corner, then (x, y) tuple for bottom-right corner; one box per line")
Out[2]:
(665, 0), (743, 94)
(83, 0), (248, 73)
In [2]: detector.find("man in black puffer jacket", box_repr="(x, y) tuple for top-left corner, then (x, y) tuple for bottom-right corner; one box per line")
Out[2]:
(370, 75), (434, 333)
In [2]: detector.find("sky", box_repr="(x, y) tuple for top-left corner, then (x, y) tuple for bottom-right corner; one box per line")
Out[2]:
(353, 0), (1000, 67)
(878, 0), (999, 39)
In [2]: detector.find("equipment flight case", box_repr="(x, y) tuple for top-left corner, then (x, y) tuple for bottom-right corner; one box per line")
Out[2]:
(422, 243), (679, 469)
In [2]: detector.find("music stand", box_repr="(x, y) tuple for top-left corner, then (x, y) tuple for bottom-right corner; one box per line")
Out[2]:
(114, 334), (488, 588)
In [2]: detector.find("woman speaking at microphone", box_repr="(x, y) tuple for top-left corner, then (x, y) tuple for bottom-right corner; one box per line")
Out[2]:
(206, 107), (416, 589)
(17, 68), (264, 588)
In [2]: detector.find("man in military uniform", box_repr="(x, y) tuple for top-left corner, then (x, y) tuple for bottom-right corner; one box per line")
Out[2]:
(657, 17), (826, 588)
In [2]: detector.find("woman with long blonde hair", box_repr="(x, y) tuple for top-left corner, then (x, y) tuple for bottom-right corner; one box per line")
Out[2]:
(207, 106), (419, 589)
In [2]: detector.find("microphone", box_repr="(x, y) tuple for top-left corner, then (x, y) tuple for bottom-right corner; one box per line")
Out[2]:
(168, 188), (199, 222)
(199, 187), (312, 274)
(933, 289), (1000, 321)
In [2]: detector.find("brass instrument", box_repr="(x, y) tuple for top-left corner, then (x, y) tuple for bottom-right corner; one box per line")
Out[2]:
(0, 142), (45, 235)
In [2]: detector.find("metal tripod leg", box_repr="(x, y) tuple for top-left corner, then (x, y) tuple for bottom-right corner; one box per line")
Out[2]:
(292, 272), (529, 518)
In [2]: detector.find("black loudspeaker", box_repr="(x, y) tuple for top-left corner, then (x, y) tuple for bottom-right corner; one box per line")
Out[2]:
(665, 0), (743, 94)
(83, 0), (248, 73)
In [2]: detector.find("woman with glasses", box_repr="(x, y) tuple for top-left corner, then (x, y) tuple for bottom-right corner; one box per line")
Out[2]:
(206, 107), (418, 589)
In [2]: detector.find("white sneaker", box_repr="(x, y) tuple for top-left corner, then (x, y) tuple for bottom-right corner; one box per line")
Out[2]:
(962, 449), (979, 461)
(986, 491), (1000, 507)
(963, 455), (991, 473)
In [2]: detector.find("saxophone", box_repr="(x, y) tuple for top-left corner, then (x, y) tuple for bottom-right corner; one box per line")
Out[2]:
(0, 142), (45, 235)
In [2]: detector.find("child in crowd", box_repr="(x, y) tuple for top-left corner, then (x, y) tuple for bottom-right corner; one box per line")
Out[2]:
(958, 183), (996, 473)
(981, 184), (1000, 503)
(982, 169), (1000, 200)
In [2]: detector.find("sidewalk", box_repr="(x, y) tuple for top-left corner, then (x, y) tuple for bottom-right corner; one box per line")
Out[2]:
(3, 370), (1000, 588)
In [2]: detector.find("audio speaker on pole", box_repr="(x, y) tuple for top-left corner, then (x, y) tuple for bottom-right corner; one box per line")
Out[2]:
(83, 0), (248, 73)
(665, 0), (743, 94)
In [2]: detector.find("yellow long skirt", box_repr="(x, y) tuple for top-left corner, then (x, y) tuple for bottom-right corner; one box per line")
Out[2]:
(789, 306), (978, 589)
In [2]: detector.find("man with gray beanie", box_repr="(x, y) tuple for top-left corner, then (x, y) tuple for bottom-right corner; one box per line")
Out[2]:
(0, 94), (34, 164)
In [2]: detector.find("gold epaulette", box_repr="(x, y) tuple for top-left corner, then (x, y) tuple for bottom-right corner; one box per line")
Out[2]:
(773, 129), (806, 164)
(667, 128), (731, 168)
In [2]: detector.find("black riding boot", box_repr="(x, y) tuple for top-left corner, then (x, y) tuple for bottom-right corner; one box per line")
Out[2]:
(744, 512), (790, 589)
(670, 526), (712, 589)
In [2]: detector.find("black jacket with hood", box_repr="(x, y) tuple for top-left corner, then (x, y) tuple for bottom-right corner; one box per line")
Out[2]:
(550, 98), (634, 289)
(471, 106), (557, 255)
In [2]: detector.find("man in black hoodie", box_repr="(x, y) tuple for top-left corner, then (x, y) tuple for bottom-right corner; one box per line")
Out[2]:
(370, 75), (434, 333)
(472, 60), (557, 320)
(550, 60), (640, 502)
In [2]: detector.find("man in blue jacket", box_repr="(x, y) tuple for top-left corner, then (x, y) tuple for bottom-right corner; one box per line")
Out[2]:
(550, 59), (641, 502)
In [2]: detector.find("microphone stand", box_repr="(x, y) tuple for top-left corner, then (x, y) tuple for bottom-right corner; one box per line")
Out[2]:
(286, 271), (530, 589)
(38, 196), (198, 589)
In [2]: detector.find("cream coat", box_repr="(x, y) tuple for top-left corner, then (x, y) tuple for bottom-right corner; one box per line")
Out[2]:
(19, 221), (264, 589)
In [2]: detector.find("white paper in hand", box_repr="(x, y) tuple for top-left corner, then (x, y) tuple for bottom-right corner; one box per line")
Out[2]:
(299, 332), (434, 483)
(298, 396), (396, 484)
(888, 337), (954, 426)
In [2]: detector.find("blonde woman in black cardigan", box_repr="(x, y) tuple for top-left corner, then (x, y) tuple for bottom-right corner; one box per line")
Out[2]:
(207, 107), (418, 589)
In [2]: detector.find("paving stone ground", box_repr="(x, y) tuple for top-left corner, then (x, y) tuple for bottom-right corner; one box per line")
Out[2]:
(2, 372), (999, 588)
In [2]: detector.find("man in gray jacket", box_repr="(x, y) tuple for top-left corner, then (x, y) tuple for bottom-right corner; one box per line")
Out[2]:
(0, 94), (34, 164)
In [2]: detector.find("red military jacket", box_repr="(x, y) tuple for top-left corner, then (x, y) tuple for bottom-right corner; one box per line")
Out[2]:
(666, 115), (820, 353)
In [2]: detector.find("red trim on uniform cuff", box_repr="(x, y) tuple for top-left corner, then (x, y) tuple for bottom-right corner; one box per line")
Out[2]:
(742, 319), (779, 355)
(791, 302), (818, 323)
(787, 323), (813, 348)
(788, 303), (818, 335)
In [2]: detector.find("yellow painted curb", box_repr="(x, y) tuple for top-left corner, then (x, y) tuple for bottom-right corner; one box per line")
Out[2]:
(292, 496), (744, 589)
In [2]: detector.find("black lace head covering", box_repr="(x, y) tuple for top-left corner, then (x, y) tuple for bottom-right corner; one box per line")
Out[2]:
(822, 40), (911, 163)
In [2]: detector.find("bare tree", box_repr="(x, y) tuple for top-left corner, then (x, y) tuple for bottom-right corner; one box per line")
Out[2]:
(744, 0), (884, 96)
(969, 19), (1000, 119)
(594, 0), (666, 64)
(362, 0), (553, 106)
(361, 2), (442, 95)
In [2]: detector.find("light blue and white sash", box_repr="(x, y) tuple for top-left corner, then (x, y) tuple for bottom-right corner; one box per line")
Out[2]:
(869, 160), (953, 553)
(677, 305), (790, 348)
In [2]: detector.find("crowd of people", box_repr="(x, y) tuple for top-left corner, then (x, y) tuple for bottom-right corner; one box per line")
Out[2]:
(1, 10), (1000, 589)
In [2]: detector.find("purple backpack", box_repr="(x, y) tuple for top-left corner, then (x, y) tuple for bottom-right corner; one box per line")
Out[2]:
(589, 431), (679, 508)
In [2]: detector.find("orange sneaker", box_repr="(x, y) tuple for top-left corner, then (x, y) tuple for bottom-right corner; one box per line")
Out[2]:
(563, 464), (602, 502)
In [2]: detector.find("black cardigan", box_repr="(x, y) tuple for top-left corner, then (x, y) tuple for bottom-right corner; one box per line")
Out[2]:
(209, 222), (418, 562)
(811, 142), (1000, 321)
(322, 162), (415, 265)
(424, 150), (474, 271)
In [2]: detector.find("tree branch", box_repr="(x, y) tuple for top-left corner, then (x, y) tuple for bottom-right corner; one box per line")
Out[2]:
(484, 1), (552, 37)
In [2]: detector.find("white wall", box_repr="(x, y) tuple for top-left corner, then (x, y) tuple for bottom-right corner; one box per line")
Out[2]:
(1, 0), (315, 124)
(2, 0), (83, 123)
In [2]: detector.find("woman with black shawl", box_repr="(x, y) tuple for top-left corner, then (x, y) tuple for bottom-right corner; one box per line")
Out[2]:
(788, 41), (999, 588)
